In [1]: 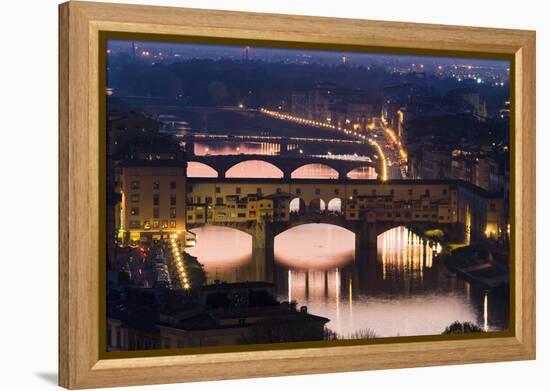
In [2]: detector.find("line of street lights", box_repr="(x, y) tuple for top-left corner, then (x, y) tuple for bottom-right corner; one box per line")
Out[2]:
(169, 233), (190, 290)
(260, 108), (388, 181)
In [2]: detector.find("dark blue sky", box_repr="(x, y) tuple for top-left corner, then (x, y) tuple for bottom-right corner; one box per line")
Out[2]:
(107, 39), (510, 70)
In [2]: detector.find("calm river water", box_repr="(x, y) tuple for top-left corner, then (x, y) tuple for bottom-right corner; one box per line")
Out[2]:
(185, 222), (509, 338)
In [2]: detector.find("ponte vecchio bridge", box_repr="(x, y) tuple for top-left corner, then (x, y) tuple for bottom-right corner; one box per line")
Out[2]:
(185, 177), (504, 279)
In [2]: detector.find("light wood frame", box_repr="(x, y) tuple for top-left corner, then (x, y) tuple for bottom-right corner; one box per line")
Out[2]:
(59, 1), (536, 389)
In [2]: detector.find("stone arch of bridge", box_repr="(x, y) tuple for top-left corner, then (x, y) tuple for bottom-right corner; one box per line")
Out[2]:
(290, 163), (340, 179)
(224, 159), (284, 178)
(186, 161), (220, 178)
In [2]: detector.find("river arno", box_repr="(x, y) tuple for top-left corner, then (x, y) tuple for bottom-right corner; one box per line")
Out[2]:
(185, 224), (509, 338)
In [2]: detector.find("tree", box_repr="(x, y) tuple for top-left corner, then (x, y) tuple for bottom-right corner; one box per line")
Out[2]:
(442, 321), (483, 334)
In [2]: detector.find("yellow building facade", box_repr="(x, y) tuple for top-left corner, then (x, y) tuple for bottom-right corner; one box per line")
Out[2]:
(117, 162), (186, 242)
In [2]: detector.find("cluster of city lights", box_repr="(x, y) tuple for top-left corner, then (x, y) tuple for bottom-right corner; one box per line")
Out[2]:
(367, 138), (388, 181)
(169, 233), (190, 290)
(384, 126), (408, 161)
(260, 108), (388, 181)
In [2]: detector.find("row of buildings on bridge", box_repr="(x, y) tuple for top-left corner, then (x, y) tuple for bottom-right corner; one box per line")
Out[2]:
(115, 159), (506, 245)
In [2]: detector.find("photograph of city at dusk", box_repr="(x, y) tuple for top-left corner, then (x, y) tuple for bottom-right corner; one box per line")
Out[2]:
(105, 39), (511, 352)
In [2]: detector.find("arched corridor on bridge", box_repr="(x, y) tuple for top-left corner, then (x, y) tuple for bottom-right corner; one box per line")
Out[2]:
(289, 197), (306, 214)
(327, 197), (342, 214)
(187, 161), (218, 178)
(291, 163), (339, 179)
(308, 198), (327, 213)
(225, 160), (284, 178)
(290, 197), (341, 215)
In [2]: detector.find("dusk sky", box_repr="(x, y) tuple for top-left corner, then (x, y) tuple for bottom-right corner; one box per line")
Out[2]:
(107, 39), (510, 72)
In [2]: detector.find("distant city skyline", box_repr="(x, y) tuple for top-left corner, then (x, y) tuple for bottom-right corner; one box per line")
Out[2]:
(107, 39), (510, 73)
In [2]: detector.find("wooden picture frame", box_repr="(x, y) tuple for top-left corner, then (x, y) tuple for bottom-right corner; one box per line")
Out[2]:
(59, 1), (536, 389)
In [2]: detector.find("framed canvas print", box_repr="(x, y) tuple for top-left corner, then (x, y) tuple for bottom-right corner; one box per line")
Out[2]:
(58, 1), (536, 389)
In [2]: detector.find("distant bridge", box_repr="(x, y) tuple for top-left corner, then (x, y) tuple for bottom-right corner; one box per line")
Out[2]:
(182, 133), (372, 147)
(187, 154), (380, 180)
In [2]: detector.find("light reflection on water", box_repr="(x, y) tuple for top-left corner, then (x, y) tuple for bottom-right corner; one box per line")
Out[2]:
(186, 224), (508, 338)
(291, 163), (339, 179)
(275, 224), (354, 269)
(347, 166), (377, 179)
(194, 142), (282, 156)
(186, 161), (218, 178)
(226, 160), (284, 178)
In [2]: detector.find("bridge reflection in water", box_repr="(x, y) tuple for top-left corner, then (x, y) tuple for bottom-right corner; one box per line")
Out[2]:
(185, 224), (509, 338)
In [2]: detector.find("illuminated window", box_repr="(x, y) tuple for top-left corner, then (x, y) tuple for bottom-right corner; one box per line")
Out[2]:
(170, 220), (176, 228)
(161, 220), (168, 228)
(153, 220), (159, 228)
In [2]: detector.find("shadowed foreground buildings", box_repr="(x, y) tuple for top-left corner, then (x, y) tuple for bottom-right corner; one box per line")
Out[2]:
(107, 282), (328, 351)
